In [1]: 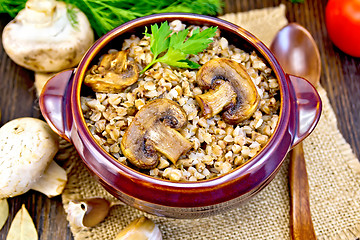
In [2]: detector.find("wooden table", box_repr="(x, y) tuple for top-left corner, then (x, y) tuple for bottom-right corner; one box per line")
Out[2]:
(1, 0), (359, 239)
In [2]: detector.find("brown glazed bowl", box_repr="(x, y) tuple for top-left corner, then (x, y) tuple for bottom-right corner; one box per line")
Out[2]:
(39, 13), (321, 218)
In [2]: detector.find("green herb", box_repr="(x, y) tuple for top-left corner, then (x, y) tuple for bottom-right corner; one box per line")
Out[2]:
(0, 0), (222, 37)
(140, 21), (217, 74)
(66, 4), (79, 30)
(289, 0), (304, 3)
(67, 0), (223, 37)
(0, 0), (26, 18)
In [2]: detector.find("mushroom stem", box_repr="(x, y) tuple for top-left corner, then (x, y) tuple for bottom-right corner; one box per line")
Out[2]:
(148, 124), (192, 165)
(30, 160), (67, 198)
(195, 81), (237, 119)
(24, 0), (57, 26)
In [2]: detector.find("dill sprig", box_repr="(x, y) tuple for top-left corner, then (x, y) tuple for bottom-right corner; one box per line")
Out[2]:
(0, 0), (224, 37)
(0, 0), (26, 17)
(65, 0), (223, 37)
(66, 4), (79, 30)
(0, 0), (223, 37)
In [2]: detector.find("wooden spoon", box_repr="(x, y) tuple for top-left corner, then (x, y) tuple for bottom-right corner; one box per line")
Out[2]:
(270, 23), (321, 240)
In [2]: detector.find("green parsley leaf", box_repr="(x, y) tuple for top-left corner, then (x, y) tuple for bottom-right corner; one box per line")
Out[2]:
(145, 21), (172, 59)
(168, 28), (190, 50)
(140, 22), (217, 74)
(156, 48), (198, 68)
(180, 27), (217, 54)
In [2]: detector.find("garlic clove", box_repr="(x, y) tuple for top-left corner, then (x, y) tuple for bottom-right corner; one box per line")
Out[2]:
(115, 216), (162, 240)
(67, 198), (111, 228)
(30, 160), (67, 198)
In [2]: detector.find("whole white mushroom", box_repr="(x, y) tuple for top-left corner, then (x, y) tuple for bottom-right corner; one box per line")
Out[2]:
(0, 117), (67, 199)
(2, 0), (94, 72)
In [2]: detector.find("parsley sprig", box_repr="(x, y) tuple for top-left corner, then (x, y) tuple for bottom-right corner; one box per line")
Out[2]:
(140, 22), (217, 74)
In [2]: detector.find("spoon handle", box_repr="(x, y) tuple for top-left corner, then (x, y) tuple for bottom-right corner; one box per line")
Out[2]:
(289, 143), (317, 240)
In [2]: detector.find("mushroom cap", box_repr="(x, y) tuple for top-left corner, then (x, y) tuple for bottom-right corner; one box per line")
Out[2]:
(2, 0), (94, 72)
(0, 118), (59, 198)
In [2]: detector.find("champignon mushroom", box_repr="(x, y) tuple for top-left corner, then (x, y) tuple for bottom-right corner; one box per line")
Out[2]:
(84, 50), (139, 93)
(2, 0), (94, 72)
(121, 99), (192, 169)
(195, 58), (260, 125)
(0, 118), (67, 199)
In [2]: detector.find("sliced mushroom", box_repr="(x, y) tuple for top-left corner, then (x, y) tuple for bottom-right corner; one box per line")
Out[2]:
(195, 58), (260, 125)
(121, 99), (192, 169)
(84, 50), (139, 93)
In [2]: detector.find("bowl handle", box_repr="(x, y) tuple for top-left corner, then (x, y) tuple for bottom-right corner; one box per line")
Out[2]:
(39, 69), (75, 142)
(288, 74), (322, 147)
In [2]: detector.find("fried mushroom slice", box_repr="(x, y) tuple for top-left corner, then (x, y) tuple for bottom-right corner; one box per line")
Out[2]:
(84, 50), (138, 93)
(121, 99), (193, 169)
(195, 58), (260, 125)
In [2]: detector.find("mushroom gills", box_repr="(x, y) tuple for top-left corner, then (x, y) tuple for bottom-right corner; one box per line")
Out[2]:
(195, 58), (260, 125)
(84, 50), (139, 93)
(121, 99), (192, 169)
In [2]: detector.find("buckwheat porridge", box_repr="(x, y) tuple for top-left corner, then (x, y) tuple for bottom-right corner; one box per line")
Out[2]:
(81, 20), (280, 181)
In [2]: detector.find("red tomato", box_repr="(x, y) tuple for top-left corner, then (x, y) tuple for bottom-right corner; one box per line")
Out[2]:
(325, 0), (360, 57)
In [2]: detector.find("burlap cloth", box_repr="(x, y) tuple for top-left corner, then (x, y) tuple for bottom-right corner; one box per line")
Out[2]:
(57, 5), (360, 240)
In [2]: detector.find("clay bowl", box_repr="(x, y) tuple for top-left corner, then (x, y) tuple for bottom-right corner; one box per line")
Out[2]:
(39, 13), (322, 218)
